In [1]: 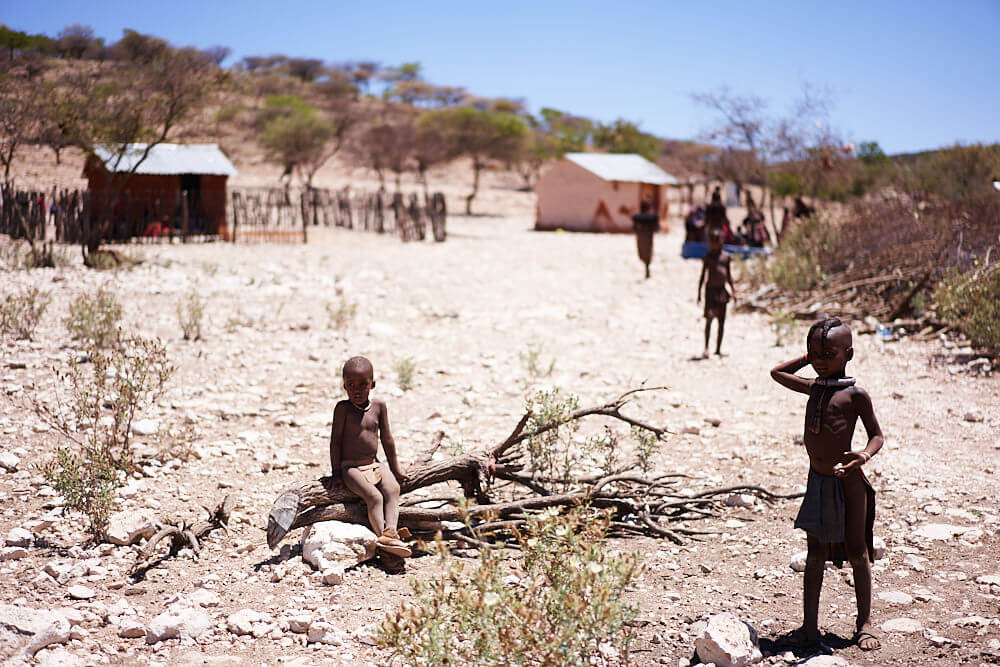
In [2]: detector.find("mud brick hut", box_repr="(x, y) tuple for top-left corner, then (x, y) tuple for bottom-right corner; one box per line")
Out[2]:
(535, 153), (677, 233)
(84, 143), (238, 240)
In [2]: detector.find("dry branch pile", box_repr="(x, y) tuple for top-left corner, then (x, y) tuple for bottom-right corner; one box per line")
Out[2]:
(265, 388), (800, 550)
(131, 495), (234, 578)
(738, 194), (999, 340)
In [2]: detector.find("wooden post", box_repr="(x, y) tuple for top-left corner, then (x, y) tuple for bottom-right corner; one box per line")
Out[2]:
(300, 191), (308, 243)
(181, 192), (189, 243)
(231, 191), (239, 243)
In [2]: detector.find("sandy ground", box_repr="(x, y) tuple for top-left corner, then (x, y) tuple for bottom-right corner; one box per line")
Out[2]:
(2, 170), (1000, 667)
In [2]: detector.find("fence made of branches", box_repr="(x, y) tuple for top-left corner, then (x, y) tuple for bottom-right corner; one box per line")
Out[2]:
(1, 185), (449, 248)
(229, 187), (447, 243)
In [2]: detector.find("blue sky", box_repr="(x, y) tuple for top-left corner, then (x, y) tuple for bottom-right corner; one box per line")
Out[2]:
(5, 0), (998, 154)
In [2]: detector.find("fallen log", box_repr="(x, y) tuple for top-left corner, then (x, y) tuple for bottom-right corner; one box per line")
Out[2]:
(263, 387), (798, 549)
(265, 389), (666, 547)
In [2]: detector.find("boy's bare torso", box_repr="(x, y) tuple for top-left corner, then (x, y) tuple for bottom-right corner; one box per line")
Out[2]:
(337, 399), (385, 464)
(804, 385), (864, 476)
(703, 251), (732, 288)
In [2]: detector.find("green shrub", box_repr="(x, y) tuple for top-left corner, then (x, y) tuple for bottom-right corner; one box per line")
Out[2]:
(631, 425), (661, 474)
(763, 214), (839, 291)
(65, 285), (123, 348)
(770, 310), (798, 347)
(41, 335), (173, 539)
(395, 357), (417, 391)
(177, 290), (205, 340)
(519, 343), (556, 380)
(326, 298), (357, 330)
(379, 507), (642, 666)
(0, 285), (50, 340)
(934, 263), (1000, 353)
(524, 388), (582, 485)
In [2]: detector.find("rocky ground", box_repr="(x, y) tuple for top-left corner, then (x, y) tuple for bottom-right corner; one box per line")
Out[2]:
(2, 185), (999, 666)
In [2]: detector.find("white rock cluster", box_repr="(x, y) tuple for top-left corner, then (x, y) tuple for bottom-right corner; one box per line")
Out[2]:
(300, 521), (377, 585)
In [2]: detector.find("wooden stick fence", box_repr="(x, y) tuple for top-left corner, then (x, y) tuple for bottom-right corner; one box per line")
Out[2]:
(1, 186), (448, 247)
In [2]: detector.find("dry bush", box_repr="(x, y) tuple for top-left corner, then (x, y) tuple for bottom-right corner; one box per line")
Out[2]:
(394, 357), (417, 392)
(379, 507), (641, 666)
(0, 284), (51, 340)
(757, 191), (999, 319)
(177, 290), (205, 341)
(40, 335), (173, 539)
(65, 285), (123, 348)
(934, 262), (1000, 353)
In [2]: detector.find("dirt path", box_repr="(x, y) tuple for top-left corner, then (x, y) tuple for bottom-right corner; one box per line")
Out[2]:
(2, 213), (998, 666)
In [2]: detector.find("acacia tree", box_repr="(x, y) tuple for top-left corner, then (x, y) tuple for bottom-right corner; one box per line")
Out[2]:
(0, 68), (45, 183)
(51, 38), (226, 261)
(258, 96), (335, 190)
(592, 119), (660, 160)
(516, 108), (594, 188)
(692, 87), (769, 204)
(417, 106), (527, 214)
(350, 108), (416, 191)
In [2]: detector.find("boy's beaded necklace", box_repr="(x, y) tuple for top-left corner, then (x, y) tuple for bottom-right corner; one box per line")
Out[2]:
(808, 377), (856, 434)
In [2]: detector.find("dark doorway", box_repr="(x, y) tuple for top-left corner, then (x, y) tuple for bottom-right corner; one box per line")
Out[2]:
(180, 174), (204, 233)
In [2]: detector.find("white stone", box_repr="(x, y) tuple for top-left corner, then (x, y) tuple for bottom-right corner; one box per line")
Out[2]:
(949, 615), (990, 628)
(130, 419), (160, 436)
(145, 606), (212, 643)
(306, 620), (345, 645)
(913, 523), (970, 541)
(34, 646), (86, 666)
(105, 511), (159, 546)
(877, 590), (913, 605)
(66, 585), (95, 600)
(882, 617), (922, 633)
(789, 551), (808, 572)
(963, 410), (984, 423)
(321, 566), (345, 586)
(975, 574), (1000, 587)
(300, 521), (377, 577)
(0, 603), (71, 657)
(0, 546), (28, 561)
(43, 560), (77, 584)
(801, 656), (849, 666)
(285, 612), (313, 634)
(682, 423), (701, 436)
(354, 623), (379, 646)
(186, 588), (221, 607)
(0, 451), (20, 471)
(694, 613), (762, 667)
(227, 609), (266, 636)
(6, 526), (34, 547)
(117, 617), (146, 638)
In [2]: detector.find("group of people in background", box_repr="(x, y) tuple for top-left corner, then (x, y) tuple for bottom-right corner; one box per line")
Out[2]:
(684, 187), (817, 248)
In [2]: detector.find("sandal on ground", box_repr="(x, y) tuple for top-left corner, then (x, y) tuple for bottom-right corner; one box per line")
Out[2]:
(853, 629), (881, 651)
(376, 527), (412, 558)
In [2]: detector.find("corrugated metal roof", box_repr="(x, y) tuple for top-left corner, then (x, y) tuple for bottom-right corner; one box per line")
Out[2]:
(94, 143), (238, 176)
(564, 152), (677, 185)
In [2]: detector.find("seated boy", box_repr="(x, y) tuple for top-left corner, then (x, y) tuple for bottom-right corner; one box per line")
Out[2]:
(770, 318), (884, 651)
(330, 356), (411, 557)
(697, 228), (736, 358)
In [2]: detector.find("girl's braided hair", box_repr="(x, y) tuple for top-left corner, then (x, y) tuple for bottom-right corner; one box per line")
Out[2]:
(807, 317), (843, 356)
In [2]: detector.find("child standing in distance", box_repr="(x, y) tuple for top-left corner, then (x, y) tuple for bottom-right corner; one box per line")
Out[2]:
(770, 318), (884, 651)
(697, 228), (736, 358)
(330, 356), (411, 557)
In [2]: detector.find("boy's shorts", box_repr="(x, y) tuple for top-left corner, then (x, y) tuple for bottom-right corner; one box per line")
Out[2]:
(342, 460), (382, 485)
(704, 286), (729, 319)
